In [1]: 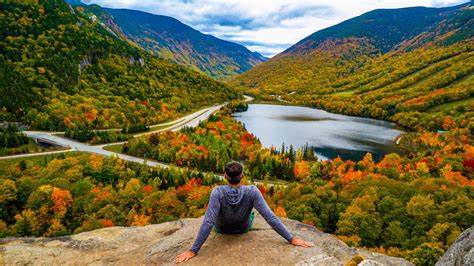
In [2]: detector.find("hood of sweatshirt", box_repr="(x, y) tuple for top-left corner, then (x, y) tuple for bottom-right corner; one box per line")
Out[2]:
(223, 185), (245, 206)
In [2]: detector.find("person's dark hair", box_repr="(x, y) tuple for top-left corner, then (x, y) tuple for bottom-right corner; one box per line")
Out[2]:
(224, 161), (243, 184)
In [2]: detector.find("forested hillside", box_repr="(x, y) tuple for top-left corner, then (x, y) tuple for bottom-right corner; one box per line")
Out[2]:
(75, 5), (266, 80)
(2, 102), (472, 265)
(0, 152), (220, 237)
(232, 3), (473, 132)
(0, 0), (237, 131)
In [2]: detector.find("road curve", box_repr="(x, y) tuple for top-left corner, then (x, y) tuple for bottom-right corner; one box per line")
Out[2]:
(1, 96), (253, 169)
(10, 103), (225, 167)
(0, 95), (281, 186)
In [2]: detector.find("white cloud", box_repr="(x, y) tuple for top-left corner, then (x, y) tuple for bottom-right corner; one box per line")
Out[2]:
(82, 0), (470, 57)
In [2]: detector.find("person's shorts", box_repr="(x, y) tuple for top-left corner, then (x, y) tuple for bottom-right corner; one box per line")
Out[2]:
(214, 211), (254, 234)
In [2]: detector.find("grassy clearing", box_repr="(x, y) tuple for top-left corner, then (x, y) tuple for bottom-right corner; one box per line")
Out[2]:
(147, 105), (213, 131)
(51, 123), (174, 145)
(428, 97), (474, 112)
(103, 143), (124, 153)
(253, 178), (289, 186)
(149, 123), (175, 131)
(251, 100), (299, 106)
(331, 90), (355, 96)
(0, 140), (67, 157)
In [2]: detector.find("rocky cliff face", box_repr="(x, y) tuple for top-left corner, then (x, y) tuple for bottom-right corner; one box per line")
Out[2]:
(0, 214), (412, 265)
(436, 225), (474, 266)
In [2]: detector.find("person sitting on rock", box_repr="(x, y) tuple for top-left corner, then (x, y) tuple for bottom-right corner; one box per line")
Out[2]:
(175, 161), (314, 263)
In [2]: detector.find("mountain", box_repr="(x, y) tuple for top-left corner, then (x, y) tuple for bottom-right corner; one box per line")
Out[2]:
(75, 5), (266, 80)
(0, 0), (237, 131)
(231, 3), (473, 132)
(0, 214), (412, 265)
(252, 51), (268, 62)
(285, 4), (471, 54)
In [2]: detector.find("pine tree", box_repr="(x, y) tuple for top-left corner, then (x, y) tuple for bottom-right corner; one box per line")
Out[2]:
(288, 145), (295, 162)
(19, 160), (27, 171)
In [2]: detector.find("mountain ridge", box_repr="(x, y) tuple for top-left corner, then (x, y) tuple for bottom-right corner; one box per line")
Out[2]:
(283, 2), (471, 55)
(75, 4), (266, 80)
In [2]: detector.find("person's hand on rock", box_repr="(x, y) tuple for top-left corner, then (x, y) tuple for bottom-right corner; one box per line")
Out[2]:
(175, 250), (196, 264)
(291, 237), (314, 247)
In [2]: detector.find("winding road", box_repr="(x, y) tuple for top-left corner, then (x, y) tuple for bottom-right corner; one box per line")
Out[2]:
(3, 103), (224, 167)
(0, 96), (252, 171)
(1, 95), (283, 186)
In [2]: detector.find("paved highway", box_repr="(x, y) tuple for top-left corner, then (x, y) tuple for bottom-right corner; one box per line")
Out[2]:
(1, 96), (253, 171)
(9, 103), (226, 168)
(1, 95), (281, 187)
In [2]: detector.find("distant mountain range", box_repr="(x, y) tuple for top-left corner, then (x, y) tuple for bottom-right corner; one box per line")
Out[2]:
(70, 2), (266, 80)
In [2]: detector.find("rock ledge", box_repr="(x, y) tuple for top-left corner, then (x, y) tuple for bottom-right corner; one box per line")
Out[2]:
(436, 225), (474, 266)
(0, 214), (412, 265)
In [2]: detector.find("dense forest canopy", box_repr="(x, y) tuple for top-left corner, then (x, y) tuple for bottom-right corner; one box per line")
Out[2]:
(0, 0), (238, 130)
(0, 152), (221, 237)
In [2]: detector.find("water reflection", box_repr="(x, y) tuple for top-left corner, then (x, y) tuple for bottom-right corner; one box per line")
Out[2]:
(234, 104), (405, 161)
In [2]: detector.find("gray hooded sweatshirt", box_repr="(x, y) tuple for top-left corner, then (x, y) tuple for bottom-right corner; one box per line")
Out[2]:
(191, 185), (294, 253)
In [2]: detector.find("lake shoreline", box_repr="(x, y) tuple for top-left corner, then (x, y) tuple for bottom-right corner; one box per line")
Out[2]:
(234, 103), (406, 162)
(248, 99), (412, 133)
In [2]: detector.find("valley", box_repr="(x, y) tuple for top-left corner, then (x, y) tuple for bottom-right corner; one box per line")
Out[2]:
(0, 1), (473, 265)
(232, 3), (473, 132)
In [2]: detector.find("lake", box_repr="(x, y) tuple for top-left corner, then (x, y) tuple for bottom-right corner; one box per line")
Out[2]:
(233, 104), (405, 161)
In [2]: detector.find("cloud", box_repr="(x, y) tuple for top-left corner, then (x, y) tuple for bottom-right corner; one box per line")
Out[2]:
(82, 0), (470, 57)
(430, 0), (469, 7)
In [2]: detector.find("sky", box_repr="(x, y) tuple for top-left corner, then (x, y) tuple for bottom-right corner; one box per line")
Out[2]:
(81, 0), (469, 57)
